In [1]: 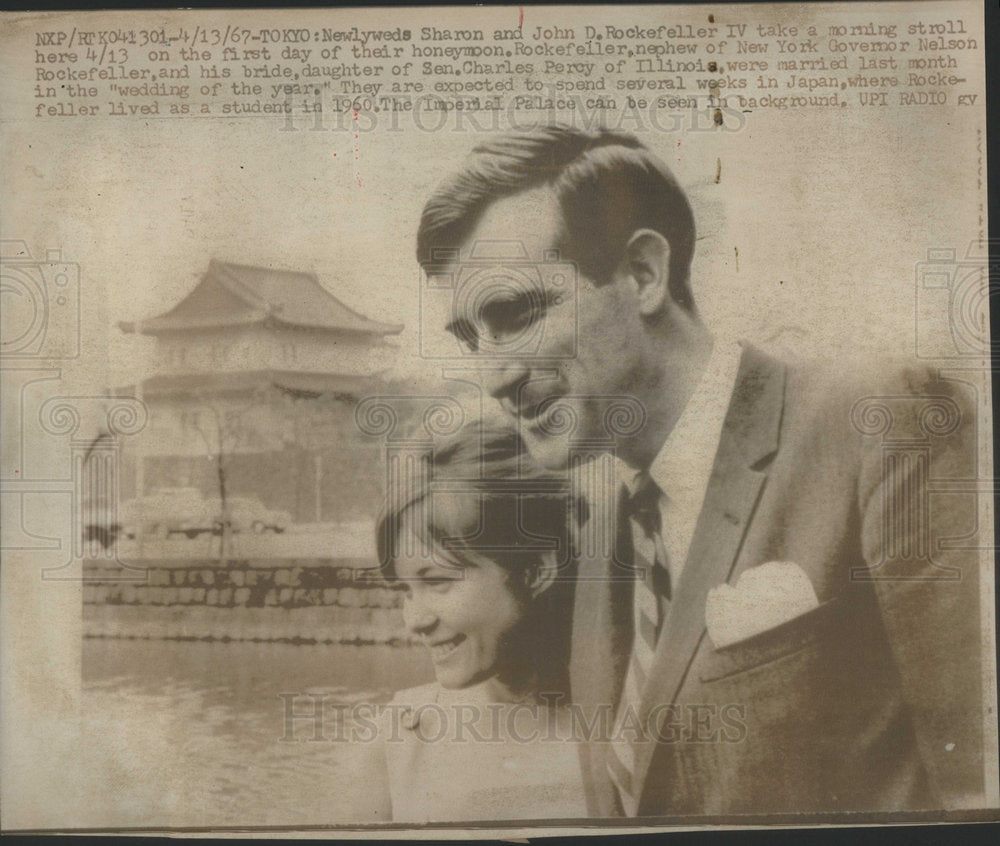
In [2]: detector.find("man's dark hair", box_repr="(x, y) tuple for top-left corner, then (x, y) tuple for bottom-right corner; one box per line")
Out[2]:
(417, 126), (697, 310)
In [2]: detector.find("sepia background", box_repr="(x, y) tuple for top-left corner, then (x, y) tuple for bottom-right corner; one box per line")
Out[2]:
(1, 2), (994, 831)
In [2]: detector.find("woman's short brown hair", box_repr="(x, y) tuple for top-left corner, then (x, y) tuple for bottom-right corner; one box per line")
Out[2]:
(376, 421), (573, 583)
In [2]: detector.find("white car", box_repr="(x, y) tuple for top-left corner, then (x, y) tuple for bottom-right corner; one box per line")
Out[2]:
(120, 488), (213, 539)
(208, 495), (293, 535)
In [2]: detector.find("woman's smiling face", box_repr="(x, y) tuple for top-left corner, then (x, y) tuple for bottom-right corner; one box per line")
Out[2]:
(394, 522), (528, 690)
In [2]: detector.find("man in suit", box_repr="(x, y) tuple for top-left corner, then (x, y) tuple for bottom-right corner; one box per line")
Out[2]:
(415, 126), (986, 817)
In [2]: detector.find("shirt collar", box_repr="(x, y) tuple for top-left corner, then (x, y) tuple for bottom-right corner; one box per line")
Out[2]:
(618, 340), (743, 507)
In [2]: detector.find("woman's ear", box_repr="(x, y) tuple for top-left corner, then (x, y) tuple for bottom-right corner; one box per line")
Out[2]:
(526, 551), (560, 599)
(623, 228), (672, 317)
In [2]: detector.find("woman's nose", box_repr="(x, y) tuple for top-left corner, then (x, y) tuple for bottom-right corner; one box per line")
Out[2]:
(402, 595), (437, 636)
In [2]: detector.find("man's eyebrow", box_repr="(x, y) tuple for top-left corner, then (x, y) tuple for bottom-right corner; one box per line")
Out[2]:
(478, 288), (550, 322)
(444, 285), (551, 339)
(416, 564), (459, 579)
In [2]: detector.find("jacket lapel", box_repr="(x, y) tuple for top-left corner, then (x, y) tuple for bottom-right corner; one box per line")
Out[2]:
(631, 344), (786, 804)
(569, 484), (633, 817)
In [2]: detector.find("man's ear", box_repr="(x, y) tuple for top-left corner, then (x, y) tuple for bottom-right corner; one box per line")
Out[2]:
(526, 551), (560, 599)
(623, 229), (672, 317)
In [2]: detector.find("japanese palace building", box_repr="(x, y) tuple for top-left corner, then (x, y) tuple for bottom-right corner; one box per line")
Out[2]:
(118, 259), (403, 524)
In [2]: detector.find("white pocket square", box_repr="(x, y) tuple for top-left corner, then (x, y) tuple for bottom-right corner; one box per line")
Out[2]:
(705, 561), (820, 649)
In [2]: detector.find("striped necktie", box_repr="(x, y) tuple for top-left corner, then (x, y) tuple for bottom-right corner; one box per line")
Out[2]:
(607, 472), (672, 816)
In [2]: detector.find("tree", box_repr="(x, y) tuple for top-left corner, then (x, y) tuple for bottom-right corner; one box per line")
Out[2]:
(187, 384), (279, 561)
(186, 381), (359, 561)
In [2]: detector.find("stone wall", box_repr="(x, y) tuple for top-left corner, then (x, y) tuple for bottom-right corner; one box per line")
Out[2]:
(82, 559), (412, 644)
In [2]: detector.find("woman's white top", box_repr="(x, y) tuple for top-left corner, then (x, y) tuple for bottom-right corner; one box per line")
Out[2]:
(378, 682), (588, 823)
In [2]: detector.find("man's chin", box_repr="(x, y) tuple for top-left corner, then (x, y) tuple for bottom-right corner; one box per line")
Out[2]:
(435, 669), (490, 690)
(434, 670), (470, 690)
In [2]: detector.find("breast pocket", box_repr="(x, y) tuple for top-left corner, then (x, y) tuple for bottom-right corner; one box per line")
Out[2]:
(696, 596), (843, 684)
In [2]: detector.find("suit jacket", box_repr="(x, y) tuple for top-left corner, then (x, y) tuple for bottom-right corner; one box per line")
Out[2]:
(570, 344), (985, 818)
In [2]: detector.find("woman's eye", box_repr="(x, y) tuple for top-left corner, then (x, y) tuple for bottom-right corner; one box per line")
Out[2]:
(423, 577), (453, 591)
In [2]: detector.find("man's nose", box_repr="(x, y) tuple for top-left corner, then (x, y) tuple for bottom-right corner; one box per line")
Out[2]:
(482, 360), (530, 402)
(403, 595), (437, 636)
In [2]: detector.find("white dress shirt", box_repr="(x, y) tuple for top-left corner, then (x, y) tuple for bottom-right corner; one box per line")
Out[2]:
(618, 340), (744, 587)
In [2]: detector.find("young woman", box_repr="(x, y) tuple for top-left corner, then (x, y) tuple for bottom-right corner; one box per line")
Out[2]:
(363, 422), (586, 822)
